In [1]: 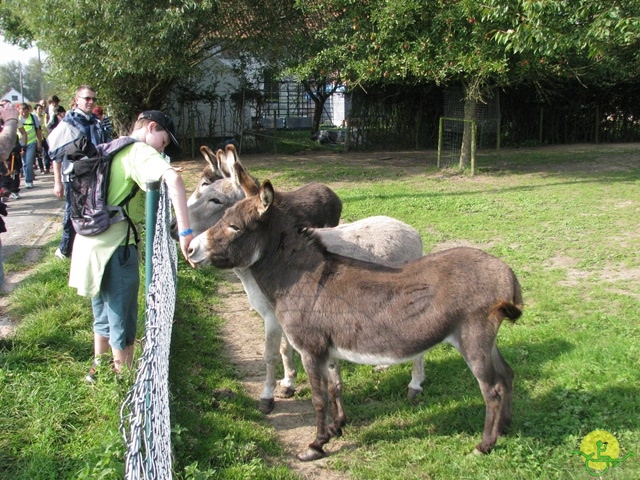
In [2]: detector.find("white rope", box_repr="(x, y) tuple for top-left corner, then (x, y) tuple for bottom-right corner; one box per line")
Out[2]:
(120, 182), (177, 479)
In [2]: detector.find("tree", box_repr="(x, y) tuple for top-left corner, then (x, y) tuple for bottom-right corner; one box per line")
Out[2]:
(1, 0), (354, 136)
(292, 0), (640, 164)
(0, 61), (28, 101)
(291, 0), (524, 166)
(216, 0), (344, 134)
(0, 58), (56, 103)
(0, 0), (232, 131)
(485, 1), (640, 60)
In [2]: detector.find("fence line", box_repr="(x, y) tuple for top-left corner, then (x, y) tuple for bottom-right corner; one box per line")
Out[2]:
(120, 182), (178, 480)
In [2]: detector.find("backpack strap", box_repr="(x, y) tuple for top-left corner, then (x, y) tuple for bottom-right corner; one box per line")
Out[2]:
(99, 137), (142, 244)
(118, 182), (141, 245)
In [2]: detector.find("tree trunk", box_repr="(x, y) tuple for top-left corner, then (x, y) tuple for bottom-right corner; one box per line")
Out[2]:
(459, 95), (477, 169)
(311, 96), (325, 134)
(303, 79), (339, 135)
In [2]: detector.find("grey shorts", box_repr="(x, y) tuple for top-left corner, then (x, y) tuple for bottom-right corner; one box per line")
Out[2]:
(91, 244), (140, 350)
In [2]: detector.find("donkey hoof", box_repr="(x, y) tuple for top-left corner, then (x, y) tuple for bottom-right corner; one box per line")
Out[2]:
(276, 385), (296, 398)
(328, 425), (343, 438)
(259, 398), (275, 414)
(407, 388), (422, 403)
(297, 447), (326, 462)
(472, 443), (491, 456)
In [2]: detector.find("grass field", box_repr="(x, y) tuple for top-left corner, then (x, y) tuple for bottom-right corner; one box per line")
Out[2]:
(0, 144), (638, 479)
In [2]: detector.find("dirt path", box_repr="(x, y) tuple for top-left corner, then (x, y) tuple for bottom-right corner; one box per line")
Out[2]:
(215, 270), (354, 480)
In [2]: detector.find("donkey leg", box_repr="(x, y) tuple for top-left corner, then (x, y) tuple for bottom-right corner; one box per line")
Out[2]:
(236, 269), (283, 413)
(327, 360), (346, 438)
(297, 353), (331, 462)
(452, 334), (505, 454)
(259, 318), (283, 414)
(473, 378), (502, 455)
(491, 346), (514, 435)
(407, 354), (425, 402)
(278, 336), (297, 398)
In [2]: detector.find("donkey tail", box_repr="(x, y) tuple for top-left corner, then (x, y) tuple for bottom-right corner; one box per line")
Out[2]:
(490, 301), (523, 323)
(490, 268), (524, 323)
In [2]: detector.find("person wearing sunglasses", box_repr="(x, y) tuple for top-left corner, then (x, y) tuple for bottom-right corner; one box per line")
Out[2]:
(48, 85), (110, 259)
(66, 110), (193, 381)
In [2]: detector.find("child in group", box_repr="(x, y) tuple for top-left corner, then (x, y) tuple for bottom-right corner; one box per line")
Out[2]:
(66, 110), (194, 381)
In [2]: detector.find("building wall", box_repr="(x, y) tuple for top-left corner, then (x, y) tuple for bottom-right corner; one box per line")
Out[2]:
(168, 53), (348, 144)
(1, 89), (31, 104)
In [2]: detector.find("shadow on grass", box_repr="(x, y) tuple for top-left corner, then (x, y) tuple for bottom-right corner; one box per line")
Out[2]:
(303, 337), (640, 453)
(167, 266), (292, 474)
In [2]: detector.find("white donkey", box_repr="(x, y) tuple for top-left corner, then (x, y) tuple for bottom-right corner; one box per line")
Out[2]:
(179, 145), (425, 413)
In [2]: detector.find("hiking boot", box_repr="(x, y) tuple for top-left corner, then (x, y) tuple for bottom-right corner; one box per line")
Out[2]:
(85, 366), (97, 384)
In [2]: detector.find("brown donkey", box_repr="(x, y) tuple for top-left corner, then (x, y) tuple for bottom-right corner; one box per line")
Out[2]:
(188, 180), (523, 461)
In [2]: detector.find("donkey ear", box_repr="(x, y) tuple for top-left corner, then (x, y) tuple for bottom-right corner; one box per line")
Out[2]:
(215, 148), (233, 178)
(235, 162), (259, 197)
(222, 144), (241, 184)
(199, 146), (222, 178)
(258, 180), (275, 214)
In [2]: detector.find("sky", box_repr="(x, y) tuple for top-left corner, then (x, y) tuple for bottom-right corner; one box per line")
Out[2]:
(1, 37), (42, 65)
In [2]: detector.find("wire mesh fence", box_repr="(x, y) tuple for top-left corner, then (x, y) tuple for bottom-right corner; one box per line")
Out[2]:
(120, 182), (178, 480)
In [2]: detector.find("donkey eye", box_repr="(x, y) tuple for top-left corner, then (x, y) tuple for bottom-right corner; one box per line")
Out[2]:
(228, 224), (240, 232)
(210, 198), (222, 205)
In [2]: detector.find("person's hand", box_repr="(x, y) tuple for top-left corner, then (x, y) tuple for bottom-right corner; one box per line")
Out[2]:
(179, 233), (194, 263)
(53, 181), (64, 198)
(0, 102), (19, 123)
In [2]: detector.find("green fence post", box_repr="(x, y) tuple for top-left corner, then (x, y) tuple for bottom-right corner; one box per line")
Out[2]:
(145, 181), (161, 298)
(437, 117), (444, 169)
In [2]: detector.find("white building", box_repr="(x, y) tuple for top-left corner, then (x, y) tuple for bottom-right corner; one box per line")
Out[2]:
(167, 52), (348, 147)
(1, 88), (31, 105)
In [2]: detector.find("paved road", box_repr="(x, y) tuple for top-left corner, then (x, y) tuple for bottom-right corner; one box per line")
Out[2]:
(2, 171), (65, 259)
(0, 171), (64, 336)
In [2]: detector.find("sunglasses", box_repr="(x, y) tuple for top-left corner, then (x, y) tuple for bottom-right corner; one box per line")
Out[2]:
(78, 96), (98, 102)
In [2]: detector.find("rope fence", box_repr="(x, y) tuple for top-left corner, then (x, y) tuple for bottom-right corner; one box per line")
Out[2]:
(120, 181), (178, 479)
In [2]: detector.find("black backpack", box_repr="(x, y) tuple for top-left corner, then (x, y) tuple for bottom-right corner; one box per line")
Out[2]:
(63, 136), (140, 237)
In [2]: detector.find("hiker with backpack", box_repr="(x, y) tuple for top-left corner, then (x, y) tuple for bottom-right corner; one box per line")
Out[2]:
(34, 103), (51, 174)
(47, 85), (109, 259)
(18, 103), (42, 189)
(65, 110), (193, 381)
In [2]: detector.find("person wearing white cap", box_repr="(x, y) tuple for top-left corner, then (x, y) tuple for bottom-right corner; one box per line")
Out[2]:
(68, 109), (194, 382)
